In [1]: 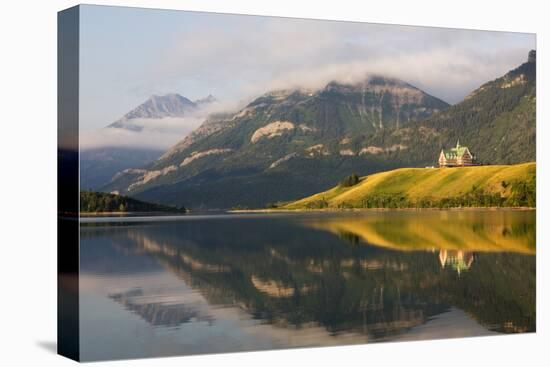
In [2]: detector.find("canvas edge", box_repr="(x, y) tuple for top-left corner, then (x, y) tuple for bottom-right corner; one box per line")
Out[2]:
(57, 4), (80, 362)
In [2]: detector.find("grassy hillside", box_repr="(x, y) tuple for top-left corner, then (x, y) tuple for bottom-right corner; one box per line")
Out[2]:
(283, 162), (535, 209)
(80, 191), (186, 214)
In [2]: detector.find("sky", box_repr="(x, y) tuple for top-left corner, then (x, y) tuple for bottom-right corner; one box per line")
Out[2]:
(79, 5), (536, 144)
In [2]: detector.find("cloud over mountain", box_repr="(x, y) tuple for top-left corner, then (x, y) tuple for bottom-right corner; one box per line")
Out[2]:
(79, 8), (535, 130)
(80, 93), (221, 150)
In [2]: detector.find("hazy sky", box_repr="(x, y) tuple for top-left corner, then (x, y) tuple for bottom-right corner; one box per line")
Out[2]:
(79, 5), (535, 131)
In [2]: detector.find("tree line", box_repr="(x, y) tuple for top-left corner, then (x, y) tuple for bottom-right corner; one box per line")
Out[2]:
(80, 191), (186, 213)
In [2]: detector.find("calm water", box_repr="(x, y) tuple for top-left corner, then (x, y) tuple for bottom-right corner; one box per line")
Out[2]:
(79, 210), (536, 361)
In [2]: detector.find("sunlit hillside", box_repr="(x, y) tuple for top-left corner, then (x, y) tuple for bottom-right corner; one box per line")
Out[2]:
(284, 162), (535, 209)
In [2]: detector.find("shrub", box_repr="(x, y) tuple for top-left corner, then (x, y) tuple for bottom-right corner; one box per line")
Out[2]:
(339, 173), (360, 187)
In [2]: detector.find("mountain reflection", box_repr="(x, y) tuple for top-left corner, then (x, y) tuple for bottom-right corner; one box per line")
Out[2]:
(80, 210), (535, 348)
(108, 288), (215, 328)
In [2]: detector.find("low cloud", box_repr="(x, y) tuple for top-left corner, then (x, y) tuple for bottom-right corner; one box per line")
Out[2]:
(260, 46), (530, 104)
(80, 9), (535, 142)
(80, 98), (242, 151)
(80, 115), (206, 150)
(145, 17), (534, 105)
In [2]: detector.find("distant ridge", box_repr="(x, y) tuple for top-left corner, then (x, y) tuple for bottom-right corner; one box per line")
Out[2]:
(81, 92), (216, 189)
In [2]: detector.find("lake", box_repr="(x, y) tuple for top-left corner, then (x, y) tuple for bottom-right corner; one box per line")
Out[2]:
(79, 209), (536, 361)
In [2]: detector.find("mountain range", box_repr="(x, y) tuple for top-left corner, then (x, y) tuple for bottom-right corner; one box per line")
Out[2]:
(101, 51), (536, 209)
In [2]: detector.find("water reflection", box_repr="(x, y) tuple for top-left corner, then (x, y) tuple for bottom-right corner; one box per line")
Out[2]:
(79, 210), (535, 360)
(304, 210), (535, 254)
(108, 287), (215, 328)
(439, 250), (474, 274)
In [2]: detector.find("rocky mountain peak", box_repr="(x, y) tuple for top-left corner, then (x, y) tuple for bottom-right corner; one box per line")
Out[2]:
(117, 93), (196, 122)
(107, 93), (216, 131)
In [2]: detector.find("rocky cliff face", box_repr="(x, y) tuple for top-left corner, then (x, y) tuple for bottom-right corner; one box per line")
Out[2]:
(159, 113), (234, 159)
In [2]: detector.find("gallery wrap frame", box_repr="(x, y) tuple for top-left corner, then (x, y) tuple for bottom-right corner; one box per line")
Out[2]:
(58, 5), (80, 362)
(58, 4), (536, 363)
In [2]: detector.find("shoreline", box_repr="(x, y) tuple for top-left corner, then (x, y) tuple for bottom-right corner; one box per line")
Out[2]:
(80, 211), (187, 217)
(77, 206), (535, 218)
(229, 206), (535, 214)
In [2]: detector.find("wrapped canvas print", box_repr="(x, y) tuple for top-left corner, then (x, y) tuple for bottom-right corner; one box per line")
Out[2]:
(58, 4), (536, 362)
